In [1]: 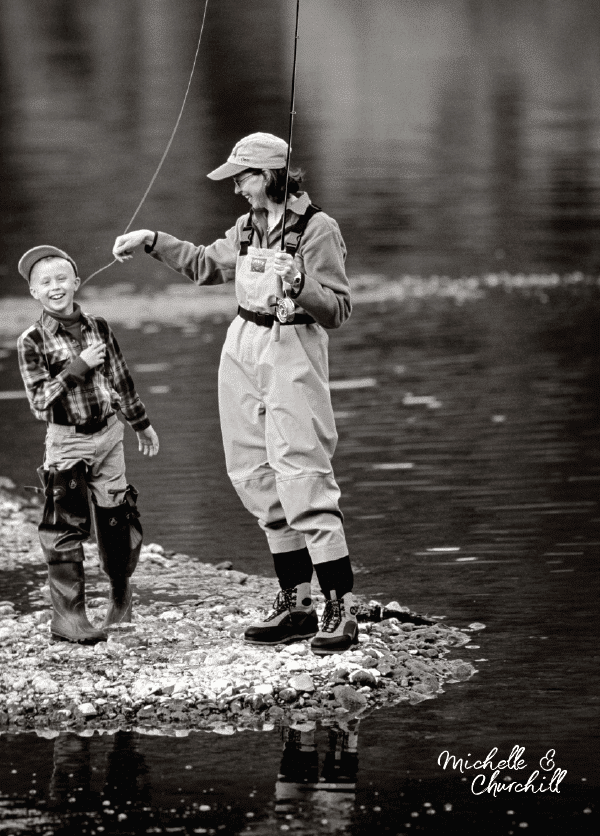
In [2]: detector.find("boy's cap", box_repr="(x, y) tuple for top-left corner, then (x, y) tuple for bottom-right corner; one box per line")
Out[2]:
(207, 132), (289, 180)
(18, 246), (78, 282)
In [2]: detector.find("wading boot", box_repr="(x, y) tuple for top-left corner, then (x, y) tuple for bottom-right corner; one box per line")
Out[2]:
(93, 486), (142, 627)
(48, 551), (107, 644)
(311, 591), (358, 656)
(244, 582), (318, 645)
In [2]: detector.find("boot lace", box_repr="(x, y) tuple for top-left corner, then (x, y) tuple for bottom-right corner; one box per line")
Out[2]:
(264, 588), (296, 622)
(320, 598), (344, 633)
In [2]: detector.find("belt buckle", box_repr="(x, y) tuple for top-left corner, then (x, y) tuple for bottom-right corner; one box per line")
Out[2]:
(255, 311), (270, 327)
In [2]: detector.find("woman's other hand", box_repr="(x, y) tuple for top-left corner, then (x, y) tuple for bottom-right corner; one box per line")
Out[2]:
(273, 251), (297, 282)
(113, 230), (155, 262)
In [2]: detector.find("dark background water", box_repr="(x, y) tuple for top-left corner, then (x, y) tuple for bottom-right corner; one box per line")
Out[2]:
(1, 1), (599, 833)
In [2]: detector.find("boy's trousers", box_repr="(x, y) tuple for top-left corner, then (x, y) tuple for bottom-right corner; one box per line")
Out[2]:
(44, 414), (127, 507)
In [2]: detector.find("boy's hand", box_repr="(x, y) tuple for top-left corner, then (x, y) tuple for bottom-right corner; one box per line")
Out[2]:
(80, 342), (106, 369)
(113, 230), (155, 262)
(136, 425), (159, 457)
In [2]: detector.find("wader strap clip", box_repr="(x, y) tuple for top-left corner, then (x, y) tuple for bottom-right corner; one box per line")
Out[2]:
(239, 210), (254, 256)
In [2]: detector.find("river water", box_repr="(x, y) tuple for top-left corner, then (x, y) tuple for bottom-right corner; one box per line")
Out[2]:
(1, 1), (599, 834)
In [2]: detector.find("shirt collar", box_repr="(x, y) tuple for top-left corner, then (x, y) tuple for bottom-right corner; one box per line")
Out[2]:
(38, 303), (87, 335)
(253, 191), (311, 234)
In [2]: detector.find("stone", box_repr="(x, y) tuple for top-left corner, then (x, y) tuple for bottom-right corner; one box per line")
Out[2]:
(77, 703), (97, 718)
(214, 561), (233, 570)
(349, 669), (378, 688)
(332, 685), (368, 712)
(288, 673), (315, 693)
(278, 688), (298, 703)
(31, 676), (60, 695)
(254, 683), (274, 696)
(286, 643), (309, 656)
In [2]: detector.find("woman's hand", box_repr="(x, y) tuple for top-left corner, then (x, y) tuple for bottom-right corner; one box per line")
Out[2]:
(113, 230), (155, 262)
(273, 251), (297, 282)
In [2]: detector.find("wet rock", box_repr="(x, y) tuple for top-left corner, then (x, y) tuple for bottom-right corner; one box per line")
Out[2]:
(349, 669), (378, 688)
(277, 688), (298, 703)
(332, 685), (368, 712)
(215, 561), (233, 570)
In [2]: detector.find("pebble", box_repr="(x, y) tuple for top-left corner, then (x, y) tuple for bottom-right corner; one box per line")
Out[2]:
(0, 481), (479, 736)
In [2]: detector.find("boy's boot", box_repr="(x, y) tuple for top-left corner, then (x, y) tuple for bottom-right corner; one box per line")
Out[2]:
(311, 591), (359, 656)
(93, 485), (143, 627)
(244, 582), (318, 645)
(36, 462), (104, 643)
(48, 547), (107, 643)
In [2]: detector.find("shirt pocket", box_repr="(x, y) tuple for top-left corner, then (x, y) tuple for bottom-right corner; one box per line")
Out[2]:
(46, 349), (71, 378)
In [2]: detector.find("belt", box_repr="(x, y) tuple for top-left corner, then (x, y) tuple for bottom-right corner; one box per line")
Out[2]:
(237, 305), (315, 328)
(75, 417), (109, 434)
(49, 416), (111, 434)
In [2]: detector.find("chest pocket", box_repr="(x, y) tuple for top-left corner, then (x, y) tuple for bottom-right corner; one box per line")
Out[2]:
(47, 349), (70, 378)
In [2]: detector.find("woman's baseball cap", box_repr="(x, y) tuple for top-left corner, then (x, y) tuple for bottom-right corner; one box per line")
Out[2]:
(207, 132), (289, 180)
(18, 246), (78, 282)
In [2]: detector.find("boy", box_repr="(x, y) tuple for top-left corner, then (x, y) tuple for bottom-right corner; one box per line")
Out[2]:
(17, 245), (159, 644)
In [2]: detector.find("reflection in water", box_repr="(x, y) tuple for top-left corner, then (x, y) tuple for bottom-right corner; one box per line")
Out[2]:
(270, 722), (360, 834)
(48, 731), (151, 813)
(4, 722), (360, 834)
(2, 1), (600, 288)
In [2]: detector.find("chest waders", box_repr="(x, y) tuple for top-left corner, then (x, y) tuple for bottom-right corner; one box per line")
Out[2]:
(218, 204), (349, 572)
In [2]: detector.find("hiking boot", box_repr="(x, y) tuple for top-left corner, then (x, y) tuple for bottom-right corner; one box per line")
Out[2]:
(311, 591), (358, 656)
(244, 582), (317, 645)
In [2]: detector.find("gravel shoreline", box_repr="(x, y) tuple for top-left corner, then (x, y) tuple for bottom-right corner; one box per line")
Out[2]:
(0, 480), (480, 738)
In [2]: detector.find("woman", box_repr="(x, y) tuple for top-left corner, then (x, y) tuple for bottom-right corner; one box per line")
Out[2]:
(113, 132), (356, 654)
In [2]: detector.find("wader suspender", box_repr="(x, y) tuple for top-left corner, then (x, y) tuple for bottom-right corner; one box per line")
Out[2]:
(239, 203), (322, 257)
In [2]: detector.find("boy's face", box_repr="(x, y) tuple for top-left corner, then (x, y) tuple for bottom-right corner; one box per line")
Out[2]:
(29, 257), (80, 315)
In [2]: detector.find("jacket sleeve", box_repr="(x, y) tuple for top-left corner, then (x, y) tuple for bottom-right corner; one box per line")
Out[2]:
(295, 214), (351, 329)
(149, 220), (243, 285)
(101, 321), (150, 432)
(17, 330), (81, 413)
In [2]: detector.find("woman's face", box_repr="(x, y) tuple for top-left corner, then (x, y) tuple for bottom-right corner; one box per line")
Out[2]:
(233, 170), (268, 210)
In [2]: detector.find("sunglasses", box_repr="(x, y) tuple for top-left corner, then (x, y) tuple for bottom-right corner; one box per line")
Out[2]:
(233, 172), (259, 188)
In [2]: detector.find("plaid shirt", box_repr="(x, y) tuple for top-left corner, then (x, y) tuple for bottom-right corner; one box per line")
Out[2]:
(17, 308), (150, 431)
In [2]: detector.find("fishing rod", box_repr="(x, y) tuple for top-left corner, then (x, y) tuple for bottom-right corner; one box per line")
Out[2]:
(279, 0), (301, 251)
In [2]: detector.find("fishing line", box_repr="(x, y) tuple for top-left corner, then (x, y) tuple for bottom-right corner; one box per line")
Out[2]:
(81, 0), (210, 287)
(279, 0), (301, 251)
